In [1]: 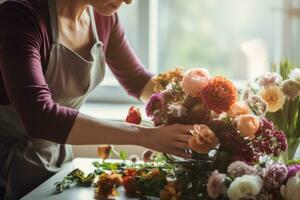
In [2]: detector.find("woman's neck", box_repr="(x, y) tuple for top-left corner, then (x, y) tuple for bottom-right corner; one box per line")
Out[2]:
(55, 0), (90, 23)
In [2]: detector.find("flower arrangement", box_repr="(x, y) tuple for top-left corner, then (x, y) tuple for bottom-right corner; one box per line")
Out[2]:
(244, 59), (300, 161)
(145, 67), (287, 167)
(54, 62), (300, 200)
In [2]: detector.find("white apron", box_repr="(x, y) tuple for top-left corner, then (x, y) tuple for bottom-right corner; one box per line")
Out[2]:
(0, 0), (105, 199)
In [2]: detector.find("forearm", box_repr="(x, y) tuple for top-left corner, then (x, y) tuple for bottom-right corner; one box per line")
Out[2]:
(140, 76), (155, 103)
(66, 113), (144, 145)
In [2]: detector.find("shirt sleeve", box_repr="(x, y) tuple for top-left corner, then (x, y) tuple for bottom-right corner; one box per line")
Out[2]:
(105, 13), (153, 99)
(0, 1), (79, 144)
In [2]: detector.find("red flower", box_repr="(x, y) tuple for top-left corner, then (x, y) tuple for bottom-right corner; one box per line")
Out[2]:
(201, 76), (237, 114)
(126, 106), (142, 125)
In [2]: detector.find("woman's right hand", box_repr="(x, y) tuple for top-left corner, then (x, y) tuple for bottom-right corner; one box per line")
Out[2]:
(138, 124), (194, 159)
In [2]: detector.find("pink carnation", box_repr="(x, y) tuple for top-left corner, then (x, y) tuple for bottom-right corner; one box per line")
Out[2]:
(181, 68), (211, 97)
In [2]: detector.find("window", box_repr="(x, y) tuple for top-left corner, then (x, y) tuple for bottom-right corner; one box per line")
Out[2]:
(89, 0), (291, 102)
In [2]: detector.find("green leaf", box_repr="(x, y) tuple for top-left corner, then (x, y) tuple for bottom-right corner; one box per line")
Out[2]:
(119, 150), (128, 161)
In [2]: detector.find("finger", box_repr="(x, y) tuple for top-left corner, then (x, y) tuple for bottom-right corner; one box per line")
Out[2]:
(178, 125), (195, 134)
(168, 148), (191, 159)
(175, 134), (193, 143)
(172, 141), (189, 149)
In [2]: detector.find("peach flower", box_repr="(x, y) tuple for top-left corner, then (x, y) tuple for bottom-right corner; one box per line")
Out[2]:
(97, 145), (112, 160)
(237, 114), (260, 139)
(227, 102), (251, 118)
(181, 68), (211, 97)
(259, 85), (286, 113)
(201, 76), (238, 114)
(188, 124), (219, 154)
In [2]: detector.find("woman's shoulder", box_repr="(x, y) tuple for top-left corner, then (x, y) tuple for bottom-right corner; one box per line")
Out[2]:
(0, 0), (50, 31)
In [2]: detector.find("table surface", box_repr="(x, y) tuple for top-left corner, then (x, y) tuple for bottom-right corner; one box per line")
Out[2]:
(21, 158), (149, 200)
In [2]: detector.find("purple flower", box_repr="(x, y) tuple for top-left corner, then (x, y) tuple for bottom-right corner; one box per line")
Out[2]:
(287, 164), (300, 178)
(146, 93), (162, 117)
(227, 161), (257, 178)
(264, 163), (288, 189)
(207, 170), (227, 199)
(251, 118), (287, 157)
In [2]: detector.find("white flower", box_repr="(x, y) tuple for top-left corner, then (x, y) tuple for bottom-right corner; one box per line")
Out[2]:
(280, 172), (300, 200)
(288, 68), (300, 86)
(257, 72), (282, 87)
(227, 175), (263, 200)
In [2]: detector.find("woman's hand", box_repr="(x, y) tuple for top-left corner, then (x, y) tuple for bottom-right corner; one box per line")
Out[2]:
(138, 124), (194, 159)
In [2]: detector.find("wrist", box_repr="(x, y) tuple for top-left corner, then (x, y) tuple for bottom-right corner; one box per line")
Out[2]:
(132, 126), (152, 147)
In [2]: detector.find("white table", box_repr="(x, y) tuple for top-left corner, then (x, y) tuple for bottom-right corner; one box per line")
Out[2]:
(21, 158), (149, 200)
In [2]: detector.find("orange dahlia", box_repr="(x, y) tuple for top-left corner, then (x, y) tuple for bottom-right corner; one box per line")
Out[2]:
(201, 76), (237, 114)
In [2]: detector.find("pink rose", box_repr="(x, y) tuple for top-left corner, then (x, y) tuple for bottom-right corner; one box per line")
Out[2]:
(188, 124), (219, 154)
(227, 102), (251, 118)
(181, 68), (211, 97)
(237, 114), (260, 139)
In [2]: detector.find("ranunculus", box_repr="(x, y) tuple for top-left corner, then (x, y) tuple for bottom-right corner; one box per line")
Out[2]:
(207, 170), (227, 199)
(257, 72), (282, 87)
(280, 172), (300, 200)
(282, 79), (300, 100)
(188, 124), (219, 154)
(201, 76), (238, 114)
(126, 106), (142, 125)
(264, 163), (288, 189)
(181, 68), (211, 97)
(288, 68), (300, 86)
(227, 175), (263, 200)
(237, 114), (260, 139)
(227, 161), (257, 178)
(259, 85), (286, 112)
(227, 102), (251, 118)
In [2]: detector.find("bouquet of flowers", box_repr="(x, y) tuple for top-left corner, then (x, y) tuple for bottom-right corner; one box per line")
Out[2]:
(244, 59), (300, 161)
(144, 68), (287, 166)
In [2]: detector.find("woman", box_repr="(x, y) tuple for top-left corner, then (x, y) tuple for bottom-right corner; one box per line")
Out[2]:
(0, 0), (193, 199)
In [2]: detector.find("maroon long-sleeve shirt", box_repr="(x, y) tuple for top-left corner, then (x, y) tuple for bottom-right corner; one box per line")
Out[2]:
(0, 0), (152, 144)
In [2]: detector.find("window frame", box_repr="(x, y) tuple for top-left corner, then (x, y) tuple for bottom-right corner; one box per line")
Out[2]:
(88, 0), (157, 103)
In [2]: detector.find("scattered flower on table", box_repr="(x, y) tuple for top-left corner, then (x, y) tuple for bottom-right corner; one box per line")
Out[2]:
(97, 145), (112, 160)
(160, 181), (182, 200)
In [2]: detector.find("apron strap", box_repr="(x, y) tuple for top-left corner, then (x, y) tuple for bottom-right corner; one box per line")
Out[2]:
(89, 6), (102, 45)
(47, 0), (59, 44)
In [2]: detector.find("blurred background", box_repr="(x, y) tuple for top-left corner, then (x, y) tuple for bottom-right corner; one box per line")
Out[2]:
(2, 0), (299, 157)
(77, 0), (300, 158)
